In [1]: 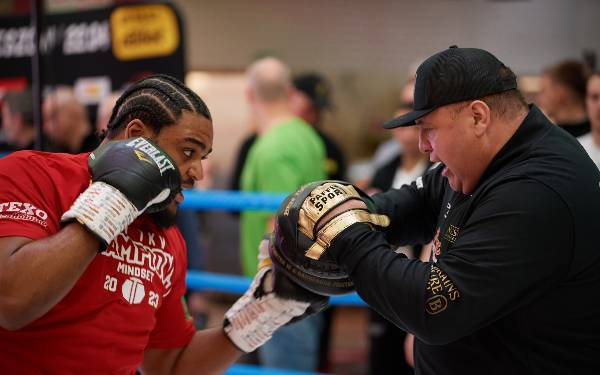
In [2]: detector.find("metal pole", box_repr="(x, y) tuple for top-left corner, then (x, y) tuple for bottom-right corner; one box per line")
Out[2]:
(30, 0), (44, 150)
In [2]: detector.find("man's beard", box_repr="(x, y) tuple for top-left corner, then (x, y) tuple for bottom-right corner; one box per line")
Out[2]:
(150, 205), (179, 228)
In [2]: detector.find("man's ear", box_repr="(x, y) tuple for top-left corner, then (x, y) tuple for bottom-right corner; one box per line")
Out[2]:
(123, 119), (154, 139)
(245, 87), (255, 105)
(470, 100), (490, 137)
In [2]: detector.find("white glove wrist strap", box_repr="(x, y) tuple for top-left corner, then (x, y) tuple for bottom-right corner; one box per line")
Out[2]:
(61, 181), (139, 246)
(223, 268), (310, 353)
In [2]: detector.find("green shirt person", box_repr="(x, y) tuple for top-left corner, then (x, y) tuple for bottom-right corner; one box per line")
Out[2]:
(240, 116), (325, 277)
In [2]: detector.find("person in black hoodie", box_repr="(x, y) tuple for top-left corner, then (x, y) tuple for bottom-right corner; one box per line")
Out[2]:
(277, 46), (600, 374)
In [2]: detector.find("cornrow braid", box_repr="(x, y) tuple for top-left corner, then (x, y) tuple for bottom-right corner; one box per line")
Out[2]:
(105, 74), (211, 139)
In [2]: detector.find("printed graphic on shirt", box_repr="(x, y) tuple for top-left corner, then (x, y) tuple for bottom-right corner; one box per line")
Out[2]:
(121, 277), (146, 304)
(443, 202), (452, 219)
(101, 228), (175, 308)
(425, 264), (461, 315)
(443, 224), (460, 244)
(0, 201), (49, 227)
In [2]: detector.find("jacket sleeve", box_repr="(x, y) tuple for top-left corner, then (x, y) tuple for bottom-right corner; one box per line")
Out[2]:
(330, 178), (573, 345)
(370, 163), (445, 246)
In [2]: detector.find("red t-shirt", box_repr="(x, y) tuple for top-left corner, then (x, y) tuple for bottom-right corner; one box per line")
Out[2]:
(0, 151), (196, 373)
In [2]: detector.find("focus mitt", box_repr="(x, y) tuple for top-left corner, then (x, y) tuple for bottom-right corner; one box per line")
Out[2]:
(272, 180), (389, 295)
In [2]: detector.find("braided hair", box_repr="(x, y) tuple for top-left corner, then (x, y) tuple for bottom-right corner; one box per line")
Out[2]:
(104, 74), (211, 139)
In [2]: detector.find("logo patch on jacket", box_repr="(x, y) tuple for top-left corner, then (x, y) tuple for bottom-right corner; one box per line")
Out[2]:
(425, 265), (461, 315)
(443, 224), (460, 244)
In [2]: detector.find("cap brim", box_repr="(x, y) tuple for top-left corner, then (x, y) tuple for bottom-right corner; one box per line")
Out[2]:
(382, 107), (436, 129)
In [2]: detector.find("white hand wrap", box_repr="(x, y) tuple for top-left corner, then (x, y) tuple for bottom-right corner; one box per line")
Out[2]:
(61, 181), (139, 246)
(223, 267), (311, 353)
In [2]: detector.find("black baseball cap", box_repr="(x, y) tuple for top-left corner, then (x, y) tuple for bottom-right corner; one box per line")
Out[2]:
(383, 46), (517, 128)
(293, 73), (332, 110)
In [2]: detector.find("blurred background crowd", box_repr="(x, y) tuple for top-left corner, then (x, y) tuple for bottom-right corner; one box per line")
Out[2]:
(1, 0), (599, 374)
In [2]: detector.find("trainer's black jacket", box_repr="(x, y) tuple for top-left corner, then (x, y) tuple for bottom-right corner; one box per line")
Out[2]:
(330, 105), (600, 374)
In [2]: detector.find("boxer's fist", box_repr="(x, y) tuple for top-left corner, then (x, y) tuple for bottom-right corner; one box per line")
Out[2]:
(223, 235), (328, 353)
(88, 137), (180, 213)
(272, 180), (390, 295)
(62, 137), (181, 248)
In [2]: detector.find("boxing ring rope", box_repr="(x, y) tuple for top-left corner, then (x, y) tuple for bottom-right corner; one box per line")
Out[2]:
(180, 189), (288, 211)
(186, 271), (365, 307)
(226, 364), (325, 375)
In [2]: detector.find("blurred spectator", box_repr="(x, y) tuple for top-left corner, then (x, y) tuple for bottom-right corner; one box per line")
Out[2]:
(578, 72), (600, 169)
(0, 89), (34, 151)
(230, 133), (257, 192)
(367, 105), (431, 375)
(42, 86), (98, 153)
(240, 57), (326, 372)
(370, 79), (417, 173)
(230, 72), (345, 191)
(537, 60), (590, 137)
(95, 91), (121, 135)
(369, 106), (429, 195)
(291, 72), (347, 180)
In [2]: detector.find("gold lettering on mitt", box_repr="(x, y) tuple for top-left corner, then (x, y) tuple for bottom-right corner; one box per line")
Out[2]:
(294, 181), (390, 260)
(305, 209), (389, 260)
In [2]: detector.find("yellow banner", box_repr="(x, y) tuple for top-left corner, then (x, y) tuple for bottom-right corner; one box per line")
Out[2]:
(111, 4), (179, 61)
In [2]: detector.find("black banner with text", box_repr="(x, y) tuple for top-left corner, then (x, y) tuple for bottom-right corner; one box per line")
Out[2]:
(0, 2), (185, 104)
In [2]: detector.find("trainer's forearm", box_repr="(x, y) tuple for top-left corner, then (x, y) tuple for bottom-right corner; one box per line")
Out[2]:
(0, 223), (99, 330)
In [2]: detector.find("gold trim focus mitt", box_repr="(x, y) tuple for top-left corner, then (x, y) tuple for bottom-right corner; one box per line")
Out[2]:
(272, 180), (389, 296)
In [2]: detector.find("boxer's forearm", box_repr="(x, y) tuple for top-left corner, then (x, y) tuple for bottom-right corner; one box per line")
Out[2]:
(0, 223), (99, 330)
(141, 328), (241, 375)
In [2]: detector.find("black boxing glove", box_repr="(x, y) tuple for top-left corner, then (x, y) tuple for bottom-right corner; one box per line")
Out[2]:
(61, 137), (181, 248)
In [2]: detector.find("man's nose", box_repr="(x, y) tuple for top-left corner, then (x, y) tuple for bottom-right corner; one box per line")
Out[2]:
(187, 159), (204, 183)
(418, 129), (431, 154)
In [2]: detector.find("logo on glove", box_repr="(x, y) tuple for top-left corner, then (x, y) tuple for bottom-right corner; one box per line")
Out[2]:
(134, 150), (152, 164)
(307, 184), (346, 212)
(126, 137), (176, 175)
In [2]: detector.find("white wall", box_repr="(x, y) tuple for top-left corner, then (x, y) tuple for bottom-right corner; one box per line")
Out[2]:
(173, 0), (600, 160)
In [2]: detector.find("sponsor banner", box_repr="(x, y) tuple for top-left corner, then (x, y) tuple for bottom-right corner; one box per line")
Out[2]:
(0, 2), (185, 101)
(110, 4), (180, 61)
